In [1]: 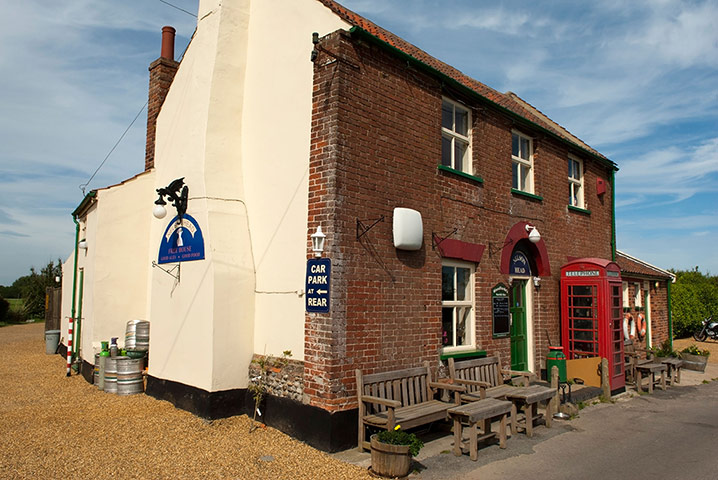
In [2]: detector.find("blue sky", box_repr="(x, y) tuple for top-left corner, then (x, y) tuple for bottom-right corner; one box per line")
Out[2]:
(0, 0), (716, 285)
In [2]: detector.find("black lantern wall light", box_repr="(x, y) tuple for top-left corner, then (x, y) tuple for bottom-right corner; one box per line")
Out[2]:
(153, 177), (188, 222)
(151, 177), (189, 282)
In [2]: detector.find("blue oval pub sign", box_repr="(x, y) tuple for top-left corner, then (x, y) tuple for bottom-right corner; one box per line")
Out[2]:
(158, 214), (205, 264)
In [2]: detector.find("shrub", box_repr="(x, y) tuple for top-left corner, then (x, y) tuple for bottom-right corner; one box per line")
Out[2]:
(649, 339), (679, 358)
(671, 269), (718, 338)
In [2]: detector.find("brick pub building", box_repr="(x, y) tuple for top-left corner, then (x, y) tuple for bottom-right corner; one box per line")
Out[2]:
(61, 0), (674, 453)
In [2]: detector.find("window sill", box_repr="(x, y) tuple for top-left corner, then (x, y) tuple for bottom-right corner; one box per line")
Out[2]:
(511, 188), (543, 202)
(568, 205), (591, 215)
(438, 165), (484, 184)
(439, 348), (487, 361)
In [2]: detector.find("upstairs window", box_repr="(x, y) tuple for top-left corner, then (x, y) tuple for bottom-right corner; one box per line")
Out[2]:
(441, 99), (471, 173)
(568, 156), (584, 208)
(512, 131), (533, 193)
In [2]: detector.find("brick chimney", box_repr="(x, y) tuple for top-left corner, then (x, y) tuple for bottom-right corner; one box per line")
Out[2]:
(145, 26), (180, 171)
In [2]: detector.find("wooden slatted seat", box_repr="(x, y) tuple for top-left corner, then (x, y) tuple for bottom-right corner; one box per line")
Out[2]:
(356, 362), (463, 452)
(624, 340), (653, 385)
(448, 355), (536, 402)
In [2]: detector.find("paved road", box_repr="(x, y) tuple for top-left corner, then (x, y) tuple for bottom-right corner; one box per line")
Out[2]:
(414, 381), (718, 480)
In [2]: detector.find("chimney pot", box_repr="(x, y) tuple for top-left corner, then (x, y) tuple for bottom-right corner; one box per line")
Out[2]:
(146, 26), (179, 171)
(161, 26), (176, 61)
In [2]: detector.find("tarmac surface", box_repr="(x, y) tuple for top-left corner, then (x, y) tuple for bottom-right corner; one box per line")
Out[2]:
(334, 357), (718, 479)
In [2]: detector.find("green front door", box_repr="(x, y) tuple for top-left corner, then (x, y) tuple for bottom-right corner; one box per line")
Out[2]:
(510, 281), (528, 371)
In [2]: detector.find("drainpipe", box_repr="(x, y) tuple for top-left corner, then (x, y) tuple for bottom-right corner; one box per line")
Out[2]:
(644, 288), (651, 349)
(69, 191), (95, 375)
(610, 170), (616, 262)
(667, 280), (673, 350)
(68, 215), (80, 376)
(74, 268), (84, 372)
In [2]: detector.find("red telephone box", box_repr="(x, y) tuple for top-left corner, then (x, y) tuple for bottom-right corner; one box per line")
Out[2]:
(561, 258), (625, 393)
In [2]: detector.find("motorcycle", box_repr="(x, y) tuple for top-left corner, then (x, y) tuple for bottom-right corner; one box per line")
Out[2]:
(693, 316), (718, 342)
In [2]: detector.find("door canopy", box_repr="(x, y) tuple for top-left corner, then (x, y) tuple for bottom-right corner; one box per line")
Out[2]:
(500, 221), (550, 276)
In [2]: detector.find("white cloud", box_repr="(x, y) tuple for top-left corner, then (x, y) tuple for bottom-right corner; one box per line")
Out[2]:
(626, 1), (718, 68)
(617, 138), (718, 204)
(0, 1), (196, 284)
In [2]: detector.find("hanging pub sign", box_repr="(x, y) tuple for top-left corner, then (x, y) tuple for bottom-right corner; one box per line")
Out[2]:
(158, 214), (205, 264)
(509, 251), (531, 276)
(305, 257), (331, 313)
(492, 283), (511, 337)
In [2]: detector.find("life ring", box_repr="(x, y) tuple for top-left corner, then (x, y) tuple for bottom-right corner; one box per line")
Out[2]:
(637, 313), (646, 338)
(623, 313), (636, 340)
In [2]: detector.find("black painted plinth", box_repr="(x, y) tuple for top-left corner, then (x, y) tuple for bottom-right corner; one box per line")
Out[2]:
(145, 375), (358, 452)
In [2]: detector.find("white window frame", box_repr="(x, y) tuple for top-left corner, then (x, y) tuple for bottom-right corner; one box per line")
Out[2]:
(441, 98), (472, 174)
(441, 260), (475, 351)
(568, 155), (584, 208)
(512, 130), (534, 193)
(634, 283), (642, 307)
(622, 282), (629, 307)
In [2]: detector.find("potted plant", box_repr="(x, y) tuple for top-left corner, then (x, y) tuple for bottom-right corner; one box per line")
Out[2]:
(648, 339), (679, 362)
(680, 344), (710, 372)
(370, 425), (423, 478)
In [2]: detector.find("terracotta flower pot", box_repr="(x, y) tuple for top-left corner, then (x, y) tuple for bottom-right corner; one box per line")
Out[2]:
(370, 434), (412, 478)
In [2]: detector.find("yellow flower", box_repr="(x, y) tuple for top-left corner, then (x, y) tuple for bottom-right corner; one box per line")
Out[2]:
(394, 424), (401, 430)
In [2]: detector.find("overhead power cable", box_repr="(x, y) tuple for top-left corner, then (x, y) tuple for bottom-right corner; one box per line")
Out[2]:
(158, 0), (197, 18)
(79, 2), (195, 196)
(79, 101), (147, 196)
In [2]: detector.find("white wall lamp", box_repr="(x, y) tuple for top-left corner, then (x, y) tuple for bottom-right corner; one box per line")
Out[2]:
(311, 226), (326, 257)
(526, 224), (541, 244)
(78, 240), (88, 250)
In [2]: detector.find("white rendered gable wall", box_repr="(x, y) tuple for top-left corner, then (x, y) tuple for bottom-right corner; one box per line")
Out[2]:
(147, 0), (348, 393)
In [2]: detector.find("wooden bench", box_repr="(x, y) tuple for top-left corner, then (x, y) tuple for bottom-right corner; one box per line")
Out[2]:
(448, 355), (536, 402)
(624, 340), (653, 385)
(356, 362), (464, 452)
(447, 398), (512, 461)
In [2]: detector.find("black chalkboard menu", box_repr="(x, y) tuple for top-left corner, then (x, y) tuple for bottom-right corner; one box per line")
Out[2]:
(492, 283), (510, 337)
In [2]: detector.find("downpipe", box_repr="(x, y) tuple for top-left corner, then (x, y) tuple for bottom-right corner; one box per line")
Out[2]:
(68, 215), (80, 376)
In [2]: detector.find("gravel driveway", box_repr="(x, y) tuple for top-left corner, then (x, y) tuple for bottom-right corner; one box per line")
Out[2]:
(0, 323), (371, 480)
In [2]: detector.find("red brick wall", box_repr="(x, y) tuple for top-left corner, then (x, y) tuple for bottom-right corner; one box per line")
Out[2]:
(145, 57), (179, 171)
(623, 278), (671, 349)
(306, 30), (616, 411)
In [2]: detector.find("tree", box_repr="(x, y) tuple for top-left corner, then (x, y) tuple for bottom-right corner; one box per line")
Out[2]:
(671, 269), (718, 338)
(12, 260), (62, 319)
(0, 284), (20, 298)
